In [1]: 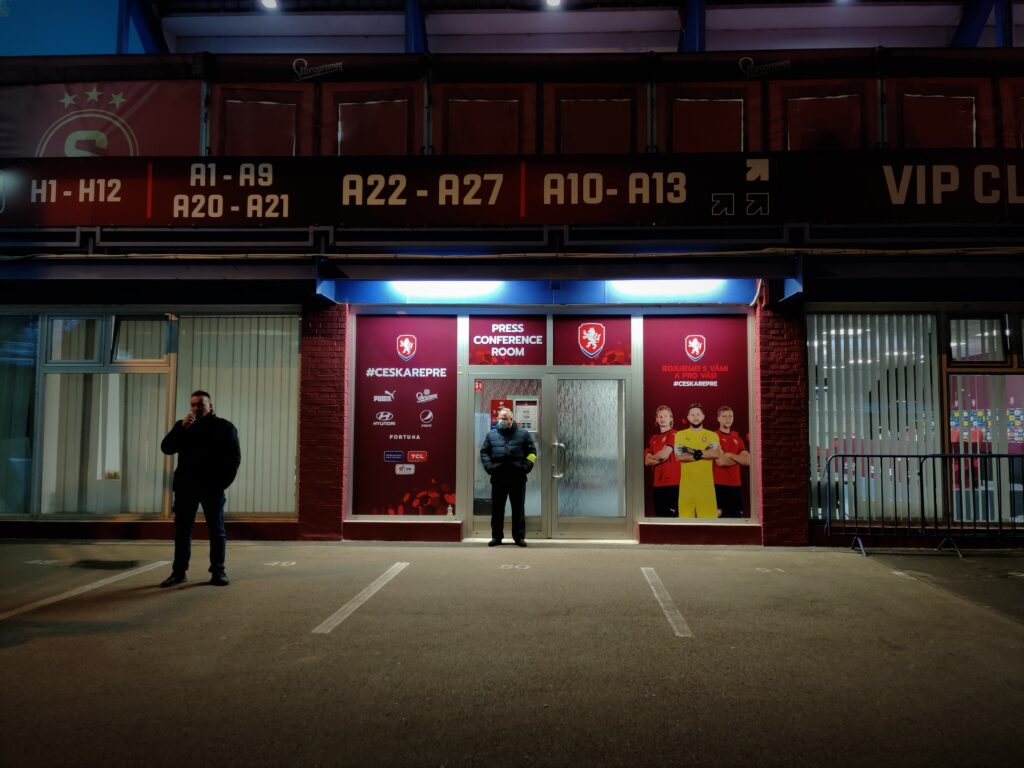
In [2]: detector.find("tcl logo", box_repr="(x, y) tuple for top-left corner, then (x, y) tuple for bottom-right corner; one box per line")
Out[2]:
(407, 451), (428, 463)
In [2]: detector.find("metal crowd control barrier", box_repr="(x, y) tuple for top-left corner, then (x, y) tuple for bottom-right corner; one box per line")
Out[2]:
(821, 453), (1024, 557)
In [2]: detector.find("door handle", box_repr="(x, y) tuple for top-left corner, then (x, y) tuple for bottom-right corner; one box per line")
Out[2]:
(552, 441), (565, 479)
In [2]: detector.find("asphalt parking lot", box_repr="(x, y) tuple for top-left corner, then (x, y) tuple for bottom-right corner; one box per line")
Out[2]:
(1, 540), (1023, 768)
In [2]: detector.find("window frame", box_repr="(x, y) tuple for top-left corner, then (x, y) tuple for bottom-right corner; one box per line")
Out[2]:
(945, 313), (1013, 369)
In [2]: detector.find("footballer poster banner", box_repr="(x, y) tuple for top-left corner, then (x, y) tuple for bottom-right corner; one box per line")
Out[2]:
(552, 316), (631, 365)
(642, 316), (751, 519)
(0, 81), (203, 157)
(469, 316), (547, 365)
(353, 316), (457, 515)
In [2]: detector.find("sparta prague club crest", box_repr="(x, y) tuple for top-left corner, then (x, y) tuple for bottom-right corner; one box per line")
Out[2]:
(685, 334), (706, 362)
(396, 334), (417, 361)
(578, 323), (606, 359)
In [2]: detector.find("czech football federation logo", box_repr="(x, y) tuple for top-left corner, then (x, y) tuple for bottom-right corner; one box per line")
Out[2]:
(685, 334), (706, 362)
(578, 323), (606, 359)
(396, 334), (417, 361)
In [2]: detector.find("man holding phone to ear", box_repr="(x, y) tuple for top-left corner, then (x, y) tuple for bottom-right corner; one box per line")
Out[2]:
(159, 390), (241, 588)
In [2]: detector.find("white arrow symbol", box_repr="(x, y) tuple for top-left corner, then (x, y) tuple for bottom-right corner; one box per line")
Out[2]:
(711, 193), (735, 216)
(745, 192), (770, 216)
(746, 159), (770, 182)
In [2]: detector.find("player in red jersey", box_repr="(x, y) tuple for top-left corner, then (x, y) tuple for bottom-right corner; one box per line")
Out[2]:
(713, 405), (750, 518)
(644, 405), (680, 517)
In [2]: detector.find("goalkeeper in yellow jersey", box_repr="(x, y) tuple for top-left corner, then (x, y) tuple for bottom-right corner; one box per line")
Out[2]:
(674, 403), (721, 518)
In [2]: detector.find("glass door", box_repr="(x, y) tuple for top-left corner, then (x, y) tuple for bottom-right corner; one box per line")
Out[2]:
(548, 375), (629, 538)
(948, 374), (1024, 524)
(469, 372), (630, 539)
(471, 376), (546, 538)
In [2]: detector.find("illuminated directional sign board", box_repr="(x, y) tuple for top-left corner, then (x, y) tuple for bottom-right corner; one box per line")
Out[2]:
(0, 152), (1021, 229)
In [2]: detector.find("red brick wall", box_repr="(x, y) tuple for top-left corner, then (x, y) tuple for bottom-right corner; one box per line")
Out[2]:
(754, 283), (810, 545)
(297, 300), (347, 539)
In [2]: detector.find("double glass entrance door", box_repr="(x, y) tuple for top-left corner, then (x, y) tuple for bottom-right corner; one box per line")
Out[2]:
(471, 374), (628, 539)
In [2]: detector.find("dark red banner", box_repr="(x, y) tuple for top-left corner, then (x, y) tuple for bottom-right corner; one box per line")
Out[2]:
(1, 151), (1022, 229)
(0, 82), (202, 158)
(552, 316), (631, 366)
(642, 316), (750, 519)
(353, 316), (457, 516)
(469, 316), (547, 365)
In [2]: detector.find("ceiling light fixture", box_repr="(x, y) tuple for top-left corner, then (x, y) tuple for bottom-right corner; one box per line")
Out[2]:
(389, 280), (503, 300)
(545, 0), (562, 7)
(259, 0), (279, 9)
(606, 279), (725, 299)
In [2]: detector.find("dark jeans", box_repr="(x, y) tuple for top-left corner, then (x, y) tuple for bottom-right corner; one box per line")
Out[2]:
(172, 491), (227, 575)
(491, 475), (526, 543)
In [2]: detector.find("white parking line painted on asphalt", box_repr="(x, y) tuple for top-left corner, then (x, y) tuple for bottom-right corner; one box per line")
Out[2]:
(642, 567), (694, 639)
(312, 561), (410, 635)
(0, 560), (171, 623)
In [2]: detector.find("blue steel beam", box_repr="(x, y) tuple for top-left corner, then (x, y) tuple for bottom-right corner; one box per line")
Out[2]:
(405, 0), (428, 55)
(678, 0), (706, 53)
(116, 0), (131, 54)
(129, 0), (170, 54)
(950, 0), (995, 47)
(117, 0), (170, 54)
(994, 0), (1014, 47)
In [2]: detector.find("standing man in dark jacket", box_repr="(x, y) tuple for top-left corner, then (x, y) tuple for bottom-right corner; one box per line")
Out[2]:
(480, 407), (537, 547)
(159, 390), (241, 587)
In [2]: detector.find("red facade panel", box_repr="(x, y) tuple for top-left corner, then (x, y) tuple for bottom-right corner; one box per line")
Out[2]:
(320, 83), (423, 156)
(902, 95), (975, 148)
(887, 78), (994, 148)
(998, 78), (1024, 148)
(655, 83), (761, 153)
(544, 84), (647, 154)
(431, 84), (536, 155)
(768, 80), (878, 151)
(210, 84), (315, 156)
(785, 95), (863, 150)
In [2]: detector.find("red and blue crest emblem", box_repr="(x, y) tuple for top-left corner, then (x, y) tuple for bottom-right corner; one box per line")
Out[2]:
(684, 334), (706, 362)
(396, 334), (417, 361)
(578, 322), (605, 359)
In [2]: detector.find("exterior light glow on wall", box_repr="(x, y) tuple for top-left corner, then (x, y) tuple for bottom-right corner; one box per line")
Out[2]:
(606, 279), (726, 300)
(545, 0), (562, 7)
(259, 0), (279, 9)
(388, 281), (503, 300)
(318, 278), (757, 305)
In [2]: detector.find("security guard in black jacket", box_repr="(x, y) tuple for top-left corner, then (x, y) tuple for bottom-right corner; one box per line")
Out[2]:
(158, 390), (241, 587)
(480, 407), (537, 547)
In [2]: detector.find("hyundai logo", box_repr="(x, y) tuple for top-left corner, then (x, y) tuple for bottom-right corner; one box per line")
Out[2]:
(376, 411), (394, 421)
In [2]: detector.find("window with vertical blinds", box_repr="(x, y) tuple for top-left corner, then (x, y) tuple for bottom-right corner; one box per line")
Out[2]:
(176, 316), (300, 516)
(807, 314), (941, 519)
(40, 373), (168, 515)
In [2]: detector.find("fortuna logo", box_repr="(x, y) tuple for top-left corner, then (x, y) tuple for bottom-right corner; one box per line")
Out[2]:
(416, 389), (438, 403)
(397, 334), (417, 361)
(685, 334), (706, 362)
(578, 323), (606, 358)
(374, 390), (397, 402)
